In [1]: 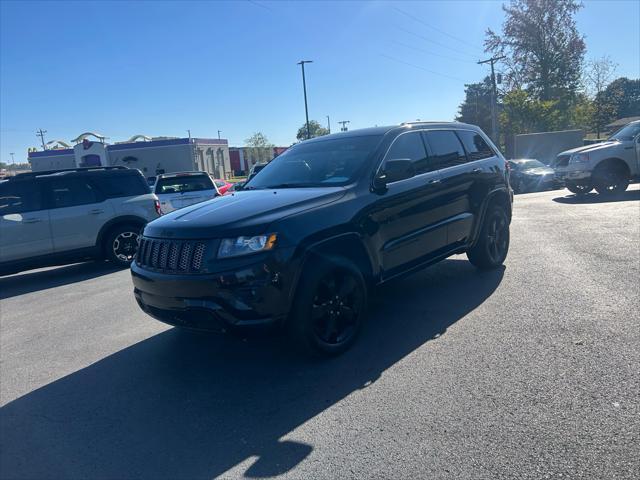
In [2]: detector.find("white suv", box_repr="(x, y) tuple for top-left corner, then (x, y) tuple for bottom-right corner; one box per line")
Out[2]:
(0, 167), (160, 275)
(153, 171), (220, 214)
(555, 120), (640, 195)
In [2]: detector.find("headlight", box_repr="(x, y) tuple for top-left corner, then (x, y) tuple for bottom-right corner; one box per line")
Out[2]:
(569, 153), (589, 164)
(218, 233), (277, 258)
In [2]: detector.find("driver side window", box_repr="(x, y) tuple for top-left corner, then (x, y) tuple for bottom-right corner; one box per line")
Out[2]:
(384, 132), (429, 176)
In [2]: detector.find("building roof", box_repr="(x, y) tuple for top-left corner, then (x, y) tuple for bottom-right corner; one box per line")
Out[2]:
(605, 116), (640, 129)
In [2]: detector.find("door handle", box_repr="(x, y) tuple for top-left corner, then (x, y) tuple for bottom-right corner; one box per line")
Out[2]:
(23, 218), (41, 224)
(471, 168), (483, 174)
(89, 209), (104, 215)
(428, 178), (441, 185)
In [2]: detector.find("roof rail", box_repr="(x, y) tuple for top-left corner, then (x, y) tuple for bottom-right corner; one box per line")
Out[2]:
(10, 166), (128, 180)
(400, 120), (456, 126)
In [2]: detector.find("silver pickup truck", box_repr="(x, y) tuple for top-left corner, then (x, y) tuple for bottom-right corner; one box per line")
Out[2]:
(554, 120), (640, 195)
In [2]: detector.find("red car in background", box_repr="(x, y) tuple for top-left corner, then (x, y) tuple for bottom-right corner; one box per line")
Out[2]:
(211, 178), (234, 195)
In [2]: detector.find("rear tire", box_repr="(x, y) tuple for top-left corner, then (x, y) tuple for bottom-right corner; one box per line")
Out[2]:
(566, 181), (593, 195)
(593, 165), (628, 196)
(288, 257), (367, 356)
(104, 224), (142, 267)
(467, 205), (510, 270)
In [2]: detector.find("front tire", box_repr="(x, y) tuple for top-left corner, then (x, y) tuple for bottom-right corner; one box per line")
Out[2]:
(593, 166), (628, 196)
(566, 181), (593, 195)
(467, 205), (510, 270)
(288, 257), (367, 356)
(104, 224), (141, 267)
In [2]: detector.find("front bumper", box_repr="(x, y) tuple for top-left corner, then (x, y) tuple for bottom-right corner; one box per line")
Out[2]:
(554, 168), (591, 182)
(131, 247), (297, 332)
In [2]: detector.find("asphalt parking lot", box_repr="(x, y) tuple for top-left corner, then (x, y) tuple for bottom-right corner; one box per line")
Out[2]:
(1, 186), (639, 480)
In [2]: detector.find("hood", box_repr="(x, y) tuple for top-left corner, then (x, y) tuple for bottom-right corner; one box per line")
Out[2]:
(521, 166), (554, 175)
(558, 141), (620, 157)
(144, 187), (346, 239)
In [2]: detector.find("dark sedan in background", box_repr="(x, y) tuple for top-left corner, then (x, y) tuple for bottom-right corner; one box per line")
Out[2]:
(508, 159), (562, 194)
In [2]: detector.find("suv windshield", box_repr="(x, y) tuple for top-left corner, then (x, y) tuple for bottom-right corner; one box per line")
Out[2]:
(155, 174), (214, 194)
(245, 135), (383, 189)
(608, 123), (640, 141)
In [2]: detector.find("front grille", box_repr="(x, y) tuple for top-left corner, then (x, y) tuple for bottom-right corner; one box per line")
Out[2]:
(136, 237), (208, 274)
(555, 155), (570, 167)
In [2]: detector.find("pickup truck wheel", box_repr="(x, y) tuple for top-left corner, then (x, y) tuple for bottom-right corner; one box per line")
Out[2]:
(467, 205), (509, 270)
(593, 167), (628, 196)
(565, 181), (593, 195)
(289, 257), (367, 356)
(105, 224), (141, 267)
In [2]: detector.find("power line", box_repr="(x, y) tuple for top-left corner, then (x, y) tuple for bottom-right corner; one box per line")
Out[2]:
(397, 26), (478, 59)
(379, 54), (467, 83)
(391, 40), (476, 64)
(394, 7), (484, 52)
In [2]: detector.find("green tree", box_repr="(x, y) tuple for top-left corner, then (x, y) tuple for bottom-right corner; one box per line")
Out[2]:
(485, 0), (586, 102)
(244, 132), (274, 165)
(456, 77), (493, 134)
(595, 77), (640, 125)
(296, 120), (329, 141)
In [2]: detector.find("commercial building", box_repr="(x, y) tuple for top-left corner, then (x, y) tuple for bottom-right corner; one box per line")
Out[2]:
(28, 133), (231, 180)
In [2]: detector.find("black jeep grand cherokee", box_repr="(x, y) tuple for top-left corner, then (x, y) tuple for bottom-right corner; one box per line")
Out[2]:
(131, 122), (512, 355)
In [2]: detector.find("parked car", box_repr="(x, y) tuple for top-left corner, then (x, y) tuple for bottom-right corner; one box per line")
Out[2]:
(154, 171), (220, 214)
(507, 159), (561, 193)
(211, 178), (234, 195)
(225, 181), (245, 194)
(554, 120), (640, 195)
(0, 166), (160, 275)
(247, 163), (268, 181)
(131, 122), (512, 356)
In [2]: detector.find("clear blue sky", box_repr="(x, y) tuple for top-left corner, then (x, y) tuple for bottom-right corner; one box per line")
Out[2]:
(1, 0), (638, 163)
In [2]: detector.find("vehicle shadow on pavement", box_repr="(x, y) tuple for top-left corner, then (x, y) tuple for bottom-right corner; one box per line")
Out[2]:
(0, 259), (504, 480)
(552, 189), (640, 204)
(0, 262), (122, 300)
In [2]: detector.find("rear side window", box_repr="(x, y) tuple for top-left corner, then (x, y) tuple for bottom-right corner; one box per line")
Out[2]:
(48, 178), (100, 208)
(456, 130), (495, 161)
(0, 181), (42, 214)
(155, 174), (214, 194)
(94, 174), (150, 198)
(384, 132), (429, 175)
(424, 131), (467, 169)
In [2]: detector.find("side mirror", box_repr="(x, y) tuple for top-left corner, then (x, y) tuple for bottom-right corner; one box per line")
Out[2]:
(374, 159), (415, 190)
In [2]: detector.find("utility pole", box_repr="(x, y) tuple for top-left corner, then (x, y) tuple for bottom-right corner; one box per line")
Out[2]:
(297, 60), (313, 139)
(326, 115), (331, 134)
(36, 129), (47, 150)
(217, 130), (222, 140)
(478, 56), (505, 142)
(338, 120), (350, 132)
(10, 152), (15, 168)
(187, 129), (191, 139)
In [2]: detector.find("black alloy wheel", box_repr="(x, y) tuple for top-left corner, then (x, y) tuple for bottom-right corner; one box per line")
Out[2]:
(105, 224), (141, 267)
(311, 270), (364, 346)
(467, 205), (510, 270)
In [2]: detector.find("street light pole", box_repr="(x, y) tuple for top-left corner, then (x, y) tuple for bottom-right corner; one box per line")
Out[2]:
(297, 60), (313, 139)
(326, 115), (331, 134)
(10, 152), (15, 165)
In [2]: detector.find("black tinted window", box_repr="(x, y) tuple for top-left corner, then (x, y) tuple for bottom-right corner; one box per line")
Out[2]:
(385, 132), (429, 174)
(0, 182), (42, 214)
(456, 130), (495, 161)
(424, 131), (467, 169)
(49, 178), (99, 208)
(155, 174), (214, 194)
(93, 174), (149, 198)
